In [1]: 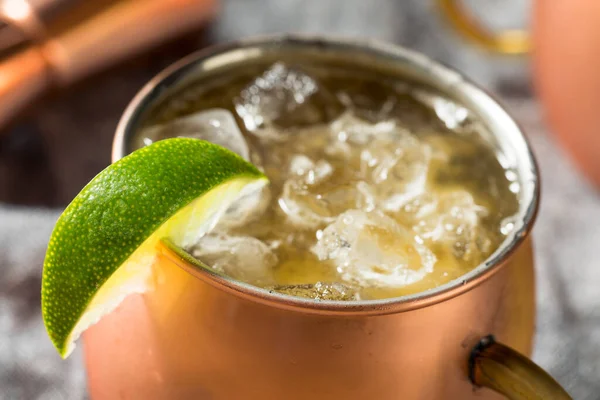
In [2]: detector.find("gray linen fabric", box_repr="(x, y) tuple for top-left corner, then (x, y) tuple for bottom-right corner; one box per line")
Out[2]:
(1, 0), (598, 398)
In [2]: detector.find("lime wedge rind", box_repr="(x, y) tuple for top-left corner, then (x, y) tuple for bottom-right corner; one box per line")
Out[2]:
(42, 138), (266, 357)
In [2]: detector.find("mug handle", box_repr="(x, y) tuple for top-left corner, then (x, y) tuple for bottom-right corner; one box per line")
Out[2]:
(470, 336), (572, 399)
(436, 0), (531, 55)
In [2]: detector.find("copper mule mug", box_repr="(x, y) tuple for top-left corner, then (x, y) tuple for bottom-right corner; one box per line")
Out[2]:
(84, 36), (570, 400)
(438, 0), (600, 187)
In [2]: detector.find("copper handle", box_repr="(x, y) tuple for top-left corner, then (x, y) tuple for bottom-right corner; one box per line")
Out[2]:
(437, 0), (531, 55)
(470, 336), (572, 400)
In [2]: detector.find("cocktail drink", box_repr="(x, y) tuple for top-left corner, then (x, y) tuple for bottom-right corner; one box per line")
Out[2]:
(130, 62), (518, 300)
(41, 37), (569, 399)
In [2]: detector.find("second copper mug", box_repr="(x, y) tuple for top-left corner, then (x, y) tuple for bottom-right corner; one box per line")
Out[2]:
(84, 36), (570, 400)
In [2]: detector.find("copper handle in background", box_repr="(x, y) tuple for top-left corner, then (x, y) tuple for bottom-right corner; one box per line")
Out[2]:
(470, 336), (572, 400)
(437, 0), (531, 55)
(0, 0), (217, 130)
(44, 0), (217, 85)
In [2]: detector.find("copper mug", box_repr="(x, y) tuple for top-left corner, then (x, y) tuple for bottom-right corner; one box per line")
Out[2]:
(438, 0), (600, 187)
(84, 36), (570, 400)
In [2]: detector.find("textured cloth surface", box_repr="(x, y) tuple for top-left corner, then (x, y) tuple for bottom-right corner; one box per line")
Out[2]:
(1, 1), (598, 399)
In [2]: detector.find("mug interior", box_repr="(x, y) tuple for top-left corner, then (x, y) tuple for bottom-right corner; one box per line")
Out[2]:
(113, 35), (539, 314)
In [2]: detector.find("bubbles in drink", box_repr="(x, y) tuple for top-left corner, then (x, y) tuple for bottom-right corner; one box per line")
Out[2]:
(500, 215), (518, 236)
(270, 282), (359, 301)
(137, 108), (250, 160)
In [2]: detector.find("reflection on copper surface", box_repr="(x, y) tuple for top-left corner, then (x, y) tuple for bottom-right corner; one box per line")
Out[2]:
(43, 0), (218, 84)
(1, 0), (46, 43)
(1, 0), (32, 20)
(0, 0), (217, 130)
(85, 240), (534, 399)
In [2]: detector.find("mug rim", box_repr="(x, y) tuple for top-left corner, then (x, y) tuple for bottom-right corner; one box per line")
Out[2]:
(113, 34), (540, 315)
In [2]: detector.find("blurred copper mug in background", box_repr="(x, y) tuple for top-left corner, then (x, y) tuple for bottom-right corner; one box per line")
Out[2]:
(439, 0), (600, 188)
(0, 0), (217, 131)
(84, 36), (571, 399)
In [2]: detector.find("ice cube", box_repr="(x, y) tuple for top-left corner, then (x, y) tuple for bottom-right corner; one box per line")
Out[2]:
(191, 233), (277, 285)
(279, 156), (375, 229)
(326, 111), (432, 212)
(360, 134), (431, 212)
(413, 191), (484, 239)
(325, 112), (399, 162)
(324, 139), (353, 160)
(329, 111), (397, 145)
(337, 92), (398, 122)
(414, 191), (491, 263)
(278, 179), (333, 229)
(390, 193), (438, 227)
(318, 182), (377, 215)
(312, 210), (436, 287)
(278, 156), (334, 228)
(234, 63), (335, 137)
(289, 155), (316, 176)
(270, 282), (359, 301)
(413, 90), (469, 130)
(280, 181), (377, 230)
(288, 155), (333, 185)
(217, 183), (271, 229)
(137, 109), (250, 160)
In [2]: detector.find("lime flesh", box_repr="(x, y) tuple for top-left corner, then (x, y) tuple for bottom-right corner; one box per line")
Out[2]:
(42, 138), (266, 357)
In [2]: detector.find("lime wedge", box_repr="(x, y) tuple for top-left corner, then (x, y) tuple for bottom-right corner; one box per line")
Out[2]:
(42, 138), (267, 357)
